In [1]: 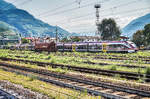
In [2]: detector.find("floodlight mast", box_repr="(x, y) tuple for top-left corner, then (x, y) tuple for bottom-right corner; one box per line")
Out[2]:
(94, 4), (101, 37)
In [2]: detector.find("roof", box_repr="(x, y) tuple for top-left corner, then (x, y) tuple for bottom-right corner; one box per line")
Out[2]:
(24, 37), (33, 40)
(70, 36), (101, 39)
(57, 41), (128, 45)
(120, 36), (129, 39)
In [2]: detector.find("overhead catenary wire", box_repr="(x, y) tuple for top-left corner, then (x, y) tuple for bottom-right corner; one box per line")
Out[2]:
(38, 1), (105, 18)
(52, 6), (150, 27)
(55, 7), (150, 33)
(66, 0), (141, 22)
(37, 1), (77, 16)
(45, 0), (141, 26)
(40, 0), (139, 19)
(38, 0), (99, 18)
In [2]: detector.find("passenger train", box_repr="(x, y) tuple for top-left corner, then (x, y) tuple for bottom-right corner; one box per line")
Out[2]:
(0, 40), (138, 53)
(57, 41), (138, 53)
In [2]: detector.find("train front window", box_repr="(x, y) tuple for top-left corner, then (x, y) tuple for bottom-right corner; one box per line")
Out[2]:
(127, 41), (137, 48)
(131, 43), (137, 48)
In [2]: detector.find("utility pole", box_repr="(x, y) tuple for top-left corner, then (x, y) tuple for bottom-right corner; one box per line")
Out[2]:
(56, 25), (58, 43)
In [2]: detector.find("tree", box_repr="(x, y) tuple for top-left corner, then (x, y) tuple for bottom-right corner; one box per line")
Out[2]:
(60, 37), (71, 42)
(98, 18), (121, 41)
(132, 23), (150, 47)
(0, 27), (9, 37)
(21, 38), (30, 44)
(143, 24), (150, 46)
(71, 37), (81, 42)
(132, 30), (145, 47)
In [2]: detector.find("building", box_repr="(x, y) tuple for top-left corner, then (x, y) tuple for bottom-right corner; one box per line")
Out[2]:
(0, 39), (19, 45)
(24, 37), (57, 44)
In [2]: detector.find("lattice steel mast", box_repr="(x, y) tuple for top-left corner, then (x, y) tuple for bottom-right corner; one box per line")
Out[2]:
(94, 4), (101, 37)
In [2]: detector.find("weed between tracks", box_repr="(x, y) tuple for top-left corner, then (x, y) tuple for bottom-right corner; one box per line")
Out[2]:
(1, 49), (150, 74)
(1, 50), (150, 91)
(1, 60), (150, 93)
(0, 69), (101, 99)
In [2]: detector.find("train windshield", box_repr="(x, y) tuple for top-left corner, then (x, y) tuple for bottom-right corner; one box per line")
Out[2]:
(127, 41), (137, 48)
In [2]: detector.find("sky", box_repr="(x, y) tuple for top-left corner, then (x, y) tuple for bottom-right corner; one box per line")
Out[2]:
(5, 0), (150, 33)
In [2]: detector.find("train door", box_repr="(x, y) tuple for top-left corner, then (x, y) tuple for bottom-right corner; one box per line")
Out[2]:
(72, 44), (76, 52)
(102, 43), (107, 52)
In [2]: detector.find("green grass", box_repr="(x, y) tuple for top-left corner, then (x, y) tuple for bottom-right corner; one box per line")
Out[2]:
(0, 49), (150, 74)
(1, 58), (150, 91)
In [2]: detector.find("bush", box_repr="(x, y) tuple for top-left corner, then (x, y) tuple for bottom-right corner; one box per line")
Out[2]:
(47, 55), (52, 59)
(21, 38), (30, 44)
(51, 58), (56, 64)
(146, 67), (150, 75)
(110, 65), (117, 71)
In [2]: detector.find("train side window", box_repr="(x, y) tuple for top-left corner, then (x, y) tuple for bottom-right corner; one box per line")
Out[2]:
(108, 45), (114, 49)
(77, 45), (87, 49)
(57, 45), (64, 49)
(96, 44), (102, 50)
(64, 45), (72, 49)
(59, 46), (64, 49)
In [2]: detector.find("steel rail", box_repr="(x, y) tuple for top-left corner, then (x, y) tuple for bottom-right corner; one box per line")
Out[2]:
(0, 88), (18, 99)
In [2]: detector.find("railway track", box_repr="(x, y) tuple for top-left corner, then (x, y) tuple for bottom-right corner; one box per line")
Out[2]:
(10, 55), (149, 68)
(0, 62), (149, 99)
(0, 88), (18, 99)
(83, 61), (147, 69)
(56, 54), (150, 64)
(1, 57), (150, 82)
(5, 55), (149, 69)
(93, 56), (150, 64)
(0, 79), (49, 99)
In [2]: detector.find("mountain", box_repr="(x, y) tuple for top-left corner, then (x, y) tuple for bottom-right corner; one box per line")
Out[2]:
(0, 0), (70, 38)
(69, 32), (96, 37)
(0, 21), (19, 39)
(122, 13), (150, 37)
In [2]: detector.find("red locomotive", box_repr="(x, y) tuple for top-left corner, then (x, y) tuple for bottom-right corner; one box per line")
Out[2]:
(34, 37), (57, 52)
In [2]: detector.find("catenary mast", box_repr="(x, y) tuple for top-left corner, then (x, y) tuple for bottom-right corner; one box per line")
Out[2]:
(94, 3), (101, 38)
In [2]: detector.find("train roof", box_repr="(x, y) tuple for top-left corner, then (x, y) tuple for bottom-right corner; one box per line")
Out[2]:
(57, 41), (129, 45)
